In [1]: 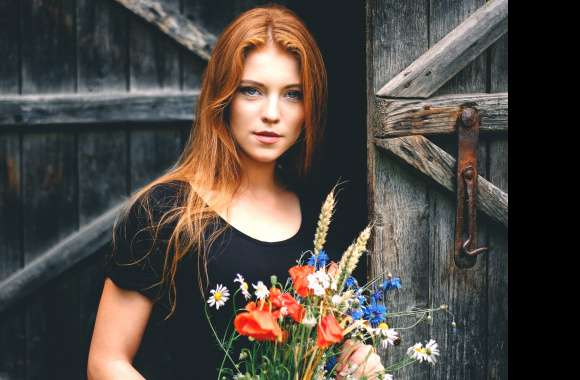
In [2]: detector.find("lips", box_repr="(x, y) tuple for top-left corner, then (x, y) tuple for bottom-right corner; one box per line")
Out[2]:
(254, 131), (281, 137)
(253, 132), (281, 144)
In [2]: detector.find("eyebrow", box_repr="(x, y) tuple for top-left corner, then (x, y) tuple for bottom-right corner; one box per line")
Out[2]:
(239, 79), (302, 89)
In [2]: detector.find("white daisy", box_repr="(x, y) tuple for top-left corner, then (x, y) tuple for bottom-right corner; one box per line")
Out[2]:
(374, 322), (400, 348)
(383, 374), (394, 380)
(407, 339), (440, 365)
(307, 270), (331, 296)
(424, 339), (440, 365)
(207, 284), (230, 310)
(252, 281), (269, 300)
(234, 273), (251, 300)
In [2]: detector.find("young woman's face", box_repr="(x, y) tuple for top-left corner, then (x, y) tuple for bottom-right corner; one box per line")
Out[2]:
(229, 43), (304, 166)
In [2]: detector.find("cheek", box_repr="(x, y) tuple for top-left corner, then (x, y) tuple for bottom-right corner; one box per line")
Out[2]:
(230, 98), (259, 132)
(287, 106), (305, 140)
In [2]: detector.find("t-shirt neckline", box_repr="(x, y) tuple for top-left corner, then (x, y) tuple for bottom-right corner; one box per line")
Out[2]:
(217, 195), (304, 247)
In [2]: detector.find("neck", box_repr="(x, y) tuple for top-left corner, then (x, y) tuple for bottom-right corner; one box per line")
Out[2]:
(238, 153), (283, 197)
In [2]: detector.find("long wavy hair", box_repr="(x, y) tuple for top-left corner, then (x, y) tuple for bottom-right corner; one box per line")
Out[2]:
(110, 4), (327, 320)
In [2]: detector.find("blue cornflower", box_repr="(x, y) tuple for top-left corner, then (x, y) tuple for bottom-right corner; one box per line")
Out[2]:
(363, 303), (387, 327)
(371, 288), (384, 303)
(350, 308), (364, 321)
(381, 277), (402, 291)
(307, 250), (330, 270)
(324, 355), (338, 373)
(345, 276), (359, 289)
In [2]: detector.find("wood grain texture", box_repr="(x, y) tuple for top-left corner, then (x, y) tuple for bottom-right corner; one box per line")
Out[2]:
(129, 127), (182, 192)
(368, 0), (431, 378)
(128, 0), (181, 91)
(375, 92), (508, 137)
(0, 91), (199, 126)
(0, 0), (20, 93)
(376, 0), (507, 98)
(0, 202), (124, 315)
(375, 135), (507, 227)
(486, 31), (508, 380)
(427, 1), (491, 379)
(21, 0), (76, 94)
(0, 2), (23, 376)
(77, 127), (128, 379)
(77, 0), (128, 93)
(0, 133), (24, 378)
(115, 0), (216, 61)
(22, 131), (79, 379)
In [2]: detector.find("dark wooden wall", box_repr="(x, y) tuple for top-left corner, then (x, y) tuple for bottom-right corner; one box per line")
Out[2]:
(367, 0), (508, 379)
(0, 1), (367, 379)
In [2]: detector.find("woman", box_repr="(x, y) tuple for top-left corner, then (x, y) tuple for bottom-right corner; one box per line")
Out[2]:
(87, 5), (382, 379)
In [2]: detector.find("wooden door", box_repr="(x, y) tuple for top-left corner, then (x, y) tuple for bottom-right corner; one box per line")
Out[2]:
(366, 0), (508, 379)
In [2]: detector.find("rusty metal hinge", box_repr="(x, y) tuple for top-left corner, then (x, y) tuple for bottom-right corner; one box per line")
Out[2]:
(454, 107), (488, 269)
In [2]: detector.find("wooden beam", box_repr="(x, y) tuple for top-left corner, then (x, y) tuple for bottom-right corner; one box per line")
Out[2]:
(113, 0), (216, 60)
(376, 0), (508, 98)
(375, 92), (508, 137)
(0, 91), (198, 126)
(375, 135), (508, 227)
(0, 202), (125, 314)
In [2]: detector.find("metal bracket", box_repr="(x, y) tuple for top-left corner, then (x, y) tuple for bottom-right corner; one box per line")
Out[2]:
(454, 107), (488, 268)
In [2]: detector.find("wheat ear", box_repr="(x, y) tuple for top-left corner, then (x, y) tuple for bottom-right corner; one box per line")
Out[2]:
(313, 188), (336, 255)
(335, 225), (372, 291)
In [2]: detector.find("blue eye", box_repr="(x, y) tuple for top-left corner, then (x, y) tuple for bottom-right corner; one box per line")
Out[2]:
(239, 86), (260, 96)
(286, 90), (303, 100)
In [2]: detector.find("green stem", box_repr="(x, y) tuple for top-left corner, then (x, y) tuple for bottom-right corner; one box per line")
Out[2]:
(203, 304), (241, 376)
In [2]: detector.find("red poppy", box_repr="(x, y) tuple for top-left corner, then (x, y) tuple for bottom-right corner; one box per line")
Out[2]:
(316, 314), (344, 348)
(289, 265), (315, 297)
(234, 307), (286, 342)
(270, 287), (306, 323)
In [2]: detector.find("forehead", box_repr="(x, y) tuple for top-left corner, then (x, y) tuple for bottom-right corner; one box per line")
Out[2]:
(241, 44), (301, 85)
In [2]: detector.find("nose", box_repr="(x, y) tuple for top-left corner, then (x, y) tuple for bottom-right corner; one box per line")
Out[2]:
(261, 95), (280, 124)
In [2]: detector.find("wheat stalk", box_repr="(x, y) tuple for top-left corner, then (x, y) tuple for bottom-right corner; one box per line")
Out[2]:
(335, 225), (372, 292)
(312, 188), (337, 255)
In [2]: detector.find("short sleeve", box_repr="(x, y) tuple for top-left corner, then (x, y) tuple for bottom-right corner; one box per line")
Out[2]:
(104, 183), (183, 302)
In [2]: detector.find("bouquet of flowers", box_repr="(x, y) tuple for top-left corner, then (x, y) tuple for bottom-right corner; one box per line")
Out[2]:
(204, 188), (454, 380)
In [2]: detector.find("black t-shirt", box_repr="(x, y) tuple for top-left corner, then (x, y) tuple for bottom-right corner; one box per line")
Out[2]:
(103, 181), (343, 379)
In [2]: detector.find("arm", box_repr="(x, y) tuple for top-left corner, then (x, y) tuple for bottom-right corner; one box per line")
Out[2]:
(87, 278), (154, 380)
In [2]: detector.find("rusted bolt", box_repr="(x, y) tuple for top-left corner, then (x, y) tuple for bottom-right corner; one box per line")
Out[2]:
(463, 167), (474, 180)
(461, 108), (477, 128)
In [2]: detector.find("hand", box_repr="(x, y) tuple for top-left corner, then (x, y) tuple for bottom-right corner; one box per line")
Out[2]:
(335, 339), (385, 380)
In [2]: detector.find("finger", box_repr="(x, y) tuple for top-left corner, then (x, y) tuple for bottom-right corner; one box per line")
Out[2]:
(349, 347), (377, 377)
(337, 344), (372, 378)
(352, 353), (382, 378)
(336, 339), (362, 372)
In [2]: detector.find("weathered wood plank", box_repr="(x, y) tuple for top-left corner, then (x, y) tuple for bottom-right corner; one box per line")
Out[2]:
(375, 92), (508, 137)
(0, 0), (19, 93)
(75, 4), (130, 374)
(21, 0), (76, 94)
(368, 0), (431, 378)
(0, 202), (125, 315)
(0, 0), (23, 376)
(427, 2), (490, 378)
(487, 31), (508, 380)
(375, 135), (508, 227)
(129, 0), (181, 91)
(0, 133), (24, 378)
(376, 0), (508, 98)
(113, 0), (216, 61)
(77, 128), (128, 379)
(0, 91), (199, 126)
(130, 127), (183, 191)
(431, 0), (488, 96)
(77, 0), (128, 92)
(22, 131), (79, 379)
